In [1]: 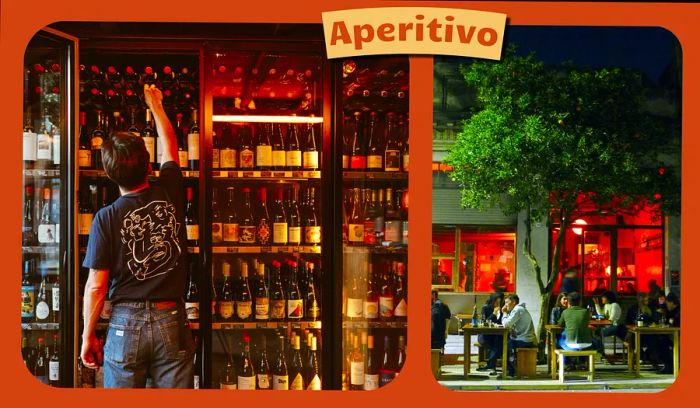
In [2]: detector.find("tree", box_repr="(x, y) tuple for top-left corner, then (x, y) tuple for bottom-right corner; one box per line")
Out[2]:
(445, 48), (680, 340)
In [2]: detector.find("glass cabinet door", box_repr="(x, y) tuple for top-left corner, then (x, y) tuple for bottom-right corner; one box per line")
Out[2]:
(22, 29), (76, 387)
(339, 57), (409, 390)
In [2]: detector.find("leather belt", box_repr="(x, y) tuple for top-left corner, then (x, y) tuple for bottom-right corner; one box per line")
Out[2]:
(113, 300), (179, 310)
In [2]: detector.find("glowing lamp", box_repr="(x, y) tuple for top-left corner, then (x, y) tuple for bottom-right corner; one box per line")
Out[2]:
(572, 219), (587, 235)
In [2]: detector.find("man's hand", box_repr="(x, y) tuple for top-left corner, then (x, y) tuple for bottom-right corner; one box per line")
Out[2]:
(501, 304), (509, 314)
(81, 333), (103, 370)
(143, 84), (164, 112)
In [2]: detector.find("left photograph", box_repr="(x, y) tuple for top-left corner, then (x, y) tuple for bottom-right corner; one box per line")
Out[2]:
(20, 23), (409, 389)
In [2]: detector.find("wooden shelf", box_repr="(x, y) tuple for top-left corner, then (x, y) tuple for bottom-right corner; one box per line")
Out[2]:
(343, 171), (408, 181)
(213, 170), (321, 180)
(212, 245), (321, 254)
(342, 321), (408, 329)
(212, 321), (321, 330)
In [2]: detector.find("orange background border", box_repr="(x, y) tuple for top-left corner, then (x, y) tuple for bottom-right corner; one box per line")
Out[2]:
(1, 0), (697, 405)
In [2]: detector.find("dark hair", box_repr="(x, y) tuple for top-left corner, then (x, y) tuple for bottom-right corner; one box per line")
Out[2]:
(432, 290), (438, 298)
(101, 132), (150, 190)
(567, 292), (581, 306)
(601, 290), (617, 304)
(555, 292), (568, 307)
(486, 292), (505, 308)
(666, 291), (679, 305)
(506, 294), (519, 304)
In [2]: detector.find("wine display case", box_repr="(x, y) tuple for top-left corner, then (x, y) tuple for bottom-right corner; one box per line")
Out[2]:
(19, 23), (409, 390)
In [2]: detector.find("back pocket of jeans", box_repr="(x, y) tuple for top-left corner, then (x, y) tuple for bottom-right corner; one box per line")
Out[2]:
(158, 319), (193, 360)
(105, 323), (140, 364)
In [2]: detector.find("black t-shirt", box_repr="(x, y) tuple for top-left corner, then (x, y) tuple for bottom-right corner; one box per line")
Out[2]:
(83, 161), (187, 303)
(431, 300), (451, 348)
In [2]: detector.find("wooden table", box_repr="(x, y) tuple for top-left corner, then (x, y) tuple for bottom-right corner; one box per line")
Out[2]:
(545, 320), (610, 379)
(629, 326), (680, 377)
(461, 324), (509, 379)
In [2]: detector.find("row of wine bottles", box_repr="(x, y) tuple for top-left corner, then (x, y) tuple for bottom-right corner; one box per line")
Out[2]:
(344, 260), (408, 322)
(342, 111), (409, 172)
(343, 187), (408, 247)
(22, 183), (61, 246)
(21, 258), (60, 323)
(21, 333), (61, 387)
(343, 331), (406, 390)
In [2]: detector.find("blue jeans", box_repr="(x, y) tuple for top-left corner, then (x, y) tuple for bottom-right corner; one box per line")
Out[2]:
(104, 302), (195, 388)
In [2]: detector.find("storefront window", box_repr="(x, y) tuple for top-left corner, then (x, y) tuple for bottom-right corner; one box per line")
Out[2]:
(432, 228), (456, 288)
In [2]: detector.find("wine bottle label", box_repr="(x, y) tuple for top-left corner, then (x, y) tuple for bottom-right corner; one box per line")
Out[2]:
(364, 374), (379, 390)
(363, 300), (379, 319)
(78, 149), (91, 168)
(237, 375), (256, 390)
(100, 300), (112, 320)
(220, 382), (237, 390)
(37, 133), (52, 160)
(384, 221), (402, 243)
(342, 154), (349, 169)
(212, 148), (220, 168)
(363, 220), (376, 245)
(212, 222), (223, 243)
(287, 299), (304, 319)
(90, 136), (103, 150)
(307, 374), (322, 390)
(290, 373), (304, 390)
(288, 226), (301, 245)
(239, 149), (254, 168)
(178, 150), (188, 168)
(402, 221), (409, 244)
(186, 224), (199, 241)
(218, 301), (234, 319)
(194, 375), (200, 389)
(257, 374), (270, 389)
(52, 135), (61, 165)
(350, 362), (365, 385)
(236, 300), (252, 319)
(379, 369), (396, 387)
(402, 153), (409, 171)
(256, 145), (272, 167)
(23, 131), (37, 161)
(36, 301), (50, 320)
(255, 298), (269, 319)
(257, 221), (271, 244)
(220, 148), (237, 168)
(38, 224), (56, 244)
(272, 222), (288, 244)
(187, 133), (200, 161)
(239, 225), (256, 243)
(307, 299), (320, 319)
(272, 375), (289, 390)
(384, 150), (401, 171)
(303, 151), (319, 169)
(272, 150), (286, 167)
(142, 137), (155, 163)
(79, 213), (94, 235)
(52, 286), (60, 312)
(374, 216), (385, 238)
(304, 226), (321, 244)
(350, 155), (367, 169)
(379, 296), (394, 318)
(223, 223), (240, 242)
(186, 302), (199, 320)
(367, 155), (382, 169)
(348, 223), (364, 242)
(21, 286), (34, 318)
(394, 298), (408, 317)
(49, 361), (60, 381)
(286, 150), (302, 167)
(270, 300), (286, 319)
(346, 298), (363, 318)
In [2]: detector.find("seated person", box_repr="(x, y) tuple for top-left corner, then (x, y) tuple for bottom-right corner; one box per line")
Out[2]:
(431, 290), (452, 351)
(476, 292), (504, 372)
(655, 292), (680, 374)
(501, 294), (537, 377)
(625, 292), (656, 364)
(550, 292), (568, 325)
(557, 292), (597, 369)
(594, 290), (627, 341)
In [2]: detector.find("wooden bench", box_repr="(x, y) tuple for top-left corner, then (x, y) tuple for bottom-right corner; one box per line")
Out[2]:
(431, 349), (442, 378)
(516, 348), (538, 378)
(554, 349), (597, 383)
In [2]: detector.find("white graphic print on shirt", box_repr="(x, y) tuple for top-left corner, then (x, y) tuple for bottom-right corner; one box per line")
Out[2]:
(120, 200), (182, 281)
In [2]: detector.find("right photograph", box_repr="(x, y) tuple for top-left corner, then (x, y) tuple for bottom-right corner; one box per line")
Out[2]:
(430, 26), (682, 392)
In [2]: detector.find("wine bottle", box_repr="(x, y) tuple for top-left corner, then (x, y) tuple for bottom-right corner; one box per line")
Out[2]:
(37, 187), (55, 245)
(23, 111), (37, 169)
(271, 123), (286, 170)
(237, 262), (253, 321)
(90, 112), (105, 170)
(141, 66), (157, 86)
(286, 123), (302, 170)
(393, 262), (407, 321)
(222, 187), (240, 244)
(49, 334), (60, 387)
(272, 335), (289, 390)
(350, 334), (365, 390)
(188, 109), (200, 170)
(287, 262), (303, 320)
(363, 189), (378, 246)
(36, 114), (53, 170)
(304, 336), (321, 390)
(185, 260), (200, 322)
(270, 261), (286, 321)
(349, 111), (366, 170)
(400, 114), (409, 171)
(366, 112), (383, 170)
(256, 188), (271, 245)
(126, 108), (139, 136)
(212, 130), (220, 169)
(364, 335), (379, 390)
(218, 261), (235, 321)
(272, 187), (288, 246)
(256, 123), (272, 170)
(210, 188), (223, 244)
(185, 187), (199, 246)
(78, 189), (93, 248)
(211, 273), (218, 321)
(220, 123), (237, 170)
(384, 113), (401, 172)
(35, 268), (50, 322)
(174, 113), (188, 169)
(302, 122), (319, 170)
(373, 189), (385, 244)
(287, 187), (302, 246)
(255, 263), (269, 321)
(379, 264), (394, 321)
(384, 188), (402, 244)
(238, 335), (256, 390)
(77, 112), (91, 169)
(21, 259), (35, 323)
(347, 188), (364, 245)
(239, 187), (256, 244)
(396, 335), (407, 372)
(289, 335), (305, 390)
(346, 269), (363, 320)
(379, 335), (396, 387)
(303, 187), (321, 245)
(305, 262), (320, 321)
(364, 263), (379, 320)
(342, 115), (351, 170)
(23, 185), (36, 246)
(141, 109), (156, 166)
(34, 337), (48, 384)
(238, 125), (255, 169)
(220, 359), (237, 389)
(256, 335), (271, 390)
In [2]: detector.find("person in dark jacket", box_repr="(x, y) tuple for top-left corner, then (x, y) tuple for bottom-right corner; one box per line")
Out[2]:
(656, 292), (680, 374)
(559, 267), (580, 295)
(550, 292), (569, 325)
(476, 292), (504, 372)
(431, 290), (452, 350)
